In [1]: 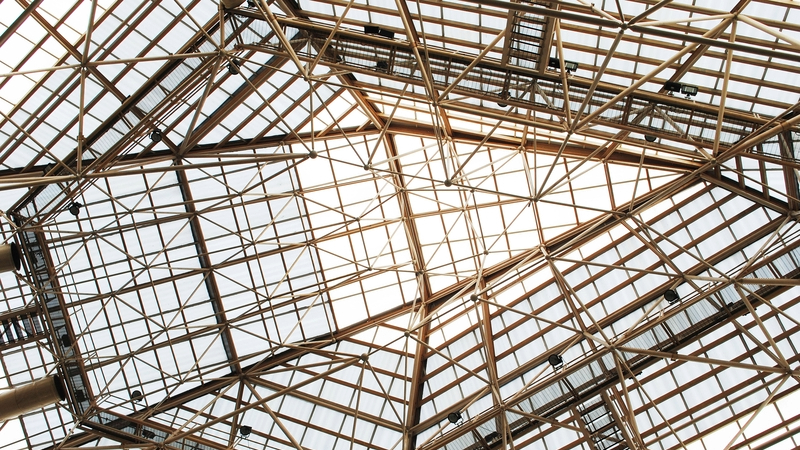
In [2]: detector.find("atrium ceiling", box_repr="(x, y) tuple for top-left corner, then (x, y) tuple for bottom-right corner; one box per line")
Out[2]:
(1, 1), (800, 450)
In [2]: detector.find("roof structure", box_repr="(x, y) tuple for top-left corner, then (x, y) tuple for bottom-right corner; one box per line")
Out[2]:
(1, 1), (800, 450)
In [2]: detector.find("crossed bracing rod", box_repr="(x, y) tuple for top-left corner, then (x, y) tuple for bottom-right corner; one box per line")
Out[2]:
(228, 8), (789, 155)
(416, 261), (800, 450)
(7, 11), (272, 223)
(31, 173), (793, 450)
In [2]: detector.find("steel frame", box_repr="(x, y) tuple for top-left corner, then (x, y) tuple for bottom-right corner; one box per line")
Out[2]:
(2, 1), (800, 450)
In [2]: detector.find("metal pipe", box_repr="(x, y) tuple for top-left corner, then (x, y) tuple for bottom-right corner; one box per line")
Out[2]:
(0, 243), (20, 272)
(0, 375), (66, 421)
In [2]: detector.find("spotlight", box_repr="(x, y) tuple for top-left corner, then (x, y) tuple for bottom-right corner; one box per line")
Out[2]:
(664, 289), (679, 304)
(644, 134), (657, 142)
(239, 425), (252, 438)
(141, 430), (156, 439)
(664, 81), (682, 93)
(149, 128), (162, 142)
(497, 90), (509, 107)
(548, 57), (579, 73)
(681, 84), (698, 98)
(447, 411), (462, 424)
(130, 390), (143, 403)
(547, 354), (563, 368)
(375, 61), (389, 71)
(68, 202), (82, 217)
(364, 25), (395, 39)
(563, 60), (579, 73)
(227, 59), (240, 75)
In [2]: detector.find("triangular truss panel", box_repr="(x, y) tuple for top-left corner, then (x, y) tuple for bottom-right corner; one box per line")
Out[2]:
(3, 1), (800, 450)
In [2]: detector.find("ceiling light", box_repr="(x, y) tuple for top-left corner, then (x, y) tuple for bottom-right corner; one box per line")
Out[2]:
(497, 90), (509, 107)
(130, 390), (143, 403)
(547, 354), (563, 368)
(239, 425), (252, 437)
(644, 134), (657, 142)
(68, 202), (83, 217)
(364, 25), (394, 39)
(664, 289), (679, 303)
(564, 60), (579, 72)
(228, 60), (240, 75)
(149, 128), (163, 142)
(681, 84), (698, 97)
(548, 57), (579, 73)
(664, 81), (682, 93)
(447, 411), (462, 424)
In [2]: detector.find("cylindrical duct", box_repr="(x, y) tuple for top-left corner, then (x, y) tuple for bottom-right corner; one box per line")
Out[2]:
(0, 375), (66, 422)
(220, 0), (245, 8)
(0, 243), (20, 272)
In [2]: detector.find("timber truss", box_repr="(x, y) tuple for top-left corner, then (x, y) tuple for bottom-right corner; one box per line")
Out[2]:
(1, 1), (800, 450)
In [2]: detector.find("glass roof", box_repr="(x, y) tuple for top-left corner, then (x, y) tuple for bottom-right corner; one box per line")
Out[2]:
(2, 1), (800, 450)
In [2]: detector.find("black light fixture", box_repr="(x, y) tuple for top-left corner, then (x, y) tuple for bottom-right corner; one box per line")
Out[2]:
(563, 60), (579, 73)
(227, 59), (240, 75)
(548, 57), (579, 73)
(644, 134), (657, 142)
(375, 61), (389, 71)
(547, 354), (563, 368)
(239, 425), (252, 438)
(149, 128), (163, 142)
(447, 411), (462, 424)
(246, 0), (256, 6)
(664, 289), (679, 304)
(664, 81), (682, 93)
(681, 84), (698, 98)
(130, 389), (143, 403)
(142, 429), (156, 439)
(68, 202), (82, 217)
(497, 90), (509, 107)
(364, 25), (394, 39)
